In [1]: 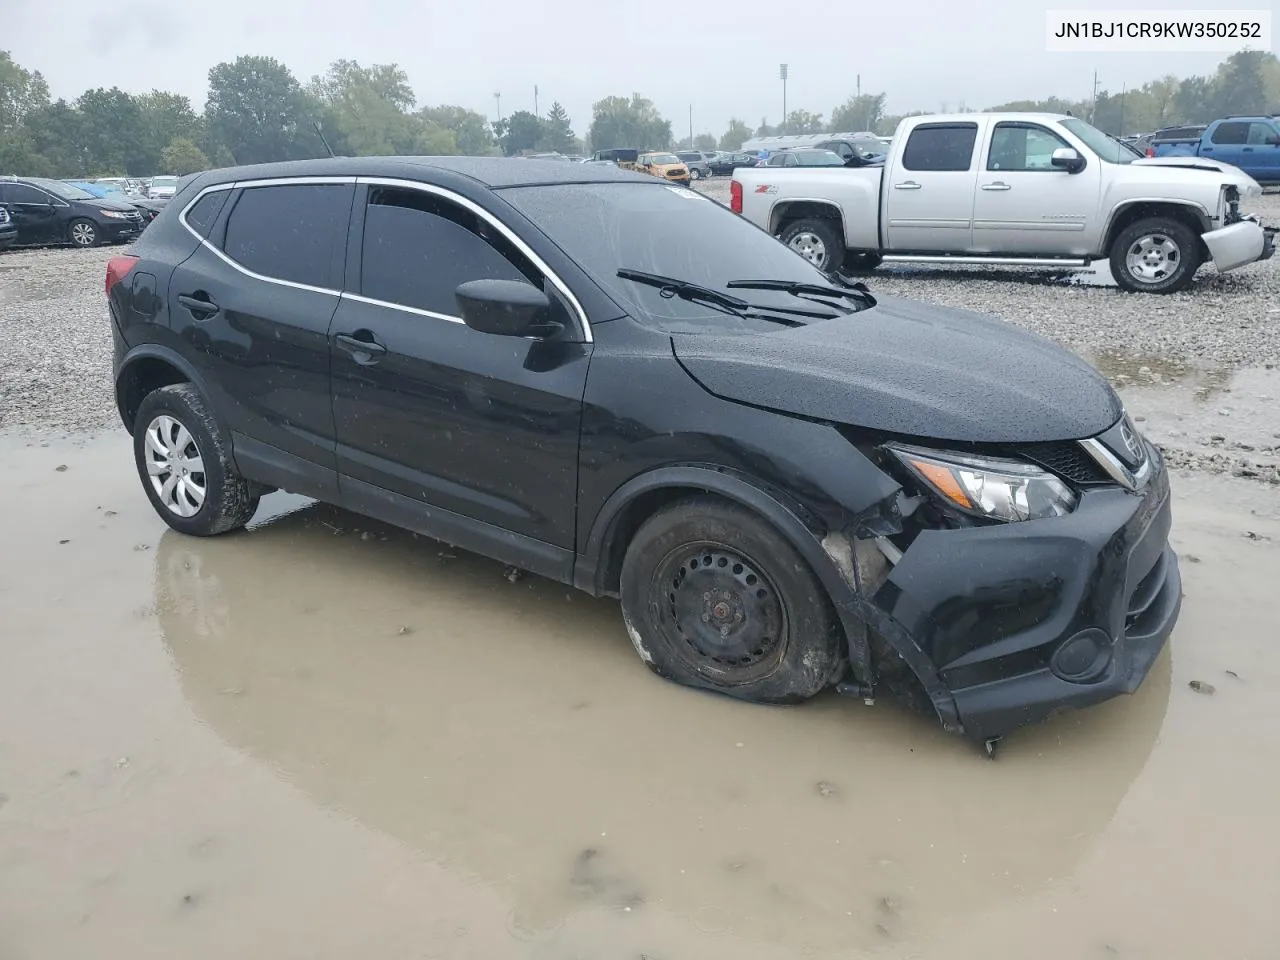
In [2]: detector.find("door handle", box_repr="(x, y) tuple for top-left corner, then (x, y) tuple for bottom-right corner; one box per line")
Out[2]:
(893, 181), (921, 190)
(1241, 147), (1254, 153)
(176, 293), (219, 318)
(335, 331), (387, 364)
(981, 181), (1012, 191)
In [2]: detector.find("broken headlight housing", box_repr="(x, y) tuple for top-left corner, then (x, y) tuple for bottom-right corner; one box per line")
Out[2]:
(885, 443), (1077, 523)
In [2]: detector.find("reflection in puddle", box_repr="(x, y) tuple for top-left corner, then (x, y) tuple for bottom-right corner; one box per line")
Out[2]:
(154, 498), (1171, 955)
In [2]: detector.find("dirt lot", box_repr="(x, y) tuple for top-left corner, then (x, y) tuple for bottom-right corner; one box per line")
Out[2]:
(2, 206), (1280, 959)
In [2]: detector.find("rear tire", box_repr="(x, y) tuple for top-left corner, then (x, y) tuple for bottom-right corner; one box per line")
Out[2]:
(778, 218), (846, 272)
(133, 383), (260, 537)
(619, 497), (843, 704)
(1109, 217), (1200, 294)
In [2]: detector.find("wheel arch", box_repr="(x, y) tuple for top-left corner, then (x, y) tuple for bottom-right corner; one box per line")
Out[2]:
(768, 199), (845, 239)
(115, 344), (212, 435)
(1101, 200), (1211, 260)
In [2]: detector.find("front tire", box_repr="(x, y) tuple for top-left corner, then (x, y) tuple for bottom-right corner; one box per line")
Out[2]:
(1109, 217), (1200, 294)
(689, 167), (702, 180)
(778, 218), (846, 272)
(67, 218), (99, 247)
(619, 497), (843, 704)
(133, 383), (260, 536)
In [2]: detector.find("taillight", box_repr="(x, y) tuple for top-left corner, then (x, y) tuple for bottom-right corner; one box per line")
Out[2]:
(730, 178), (743, 214)
(105, 254), (138, 297)
(1146, 147), (1155, 157)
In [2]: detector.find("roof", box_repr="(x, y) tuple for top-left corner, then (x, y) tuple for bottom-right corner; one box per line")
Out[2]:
(189, 155), (654, 190)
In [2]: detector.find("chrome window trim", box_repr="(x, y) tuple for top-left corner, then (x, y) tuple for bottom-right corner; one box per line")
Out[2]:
(356, 176), (592, 343)
(177, 174), (593, 342)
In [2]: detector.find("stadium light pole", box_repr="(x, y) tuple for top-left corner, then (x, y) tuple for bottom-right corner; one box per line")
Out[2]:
(779, 64), (788, 132)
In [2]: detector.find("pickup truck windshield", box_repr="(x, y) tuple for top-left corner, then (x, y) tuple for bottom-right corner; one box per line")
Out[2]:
(1060, 118), (1137, 164)
(503, 182), (840, 328)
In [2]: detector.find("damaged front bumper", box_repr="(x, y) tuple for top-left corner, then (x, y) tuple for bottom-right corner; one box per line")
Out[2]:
(1203, 216), (1274, 272)
(840, 445), (1181, 744)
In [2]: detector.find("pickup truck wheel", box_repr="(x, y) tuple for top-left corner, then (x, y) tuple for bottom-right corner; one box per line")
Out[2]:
(1110, 218), (1200, 294)
(779, 218), (845, 272)
(619, 497), (843, 704)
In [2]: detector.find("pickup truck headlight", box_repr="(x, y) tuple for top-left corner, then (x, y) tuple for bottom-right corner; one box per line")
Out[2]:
(886, 443), (1077, 522)
(98, 209), (128, 219)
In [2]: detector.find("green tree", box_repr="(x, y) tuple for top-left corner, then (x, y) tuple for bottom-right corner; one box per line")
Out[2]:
(419, 105), (494, 155)
(0, 50), (49, 139)
(1145, 75), (1179, 127)
(755, 118), (773, 137)
(307, 59), (426, 156)
(500, 110), (545, 154)
(16, 100), (85, 175)
(538, 101), (575, 152)
(693, 133), (717, 151)
(76, 87), (148, 174)
(1173, 75), (1213, 124)
(136, 91), (198, 171)
(160, 136), (210, 175)
(777, 109), (824, 134)
(206, 56), (320, 164)
(1207, 50), (1269, 118)
(830, 93), (886, 132)
(588, 94), (672, 151)
(719, 118), (751, 150)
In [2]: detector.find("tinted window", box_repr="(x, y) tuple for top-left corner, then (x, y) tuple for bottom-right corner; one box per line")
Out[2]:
(184, 190), (230, 239)
(223, 184), (351, 288)
(359, 186), (534, 316)
(1210, 122), (1250, 145)
(901, 124), (978, 171)
(3, 183), (54, 204)
(796, 151), (845, 166)
(988, 123), (1070, 171)
(1247, 122), (1277, 144)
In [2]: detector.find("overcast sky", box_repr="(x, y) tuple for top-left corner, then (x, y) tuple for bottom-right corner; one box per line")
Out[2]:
(4, 0), (1244, 136)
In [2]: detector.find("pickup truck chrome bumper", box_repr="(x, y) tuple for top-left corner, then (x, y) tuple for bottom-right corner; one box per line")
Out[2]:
(1202, 217), (1270, 273)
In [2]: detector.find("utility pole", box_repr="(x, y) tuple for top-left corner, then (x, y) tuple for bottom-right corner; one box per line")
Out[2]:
(688, 104), (693, 147)
(1091, 71), (1099, 123)
(857, 73), (862, 131)
(779, 64), (788, 132)
(1118, 83), (1126, 136)
(494, 91), (502, 123)
(534, 85), (539, 116)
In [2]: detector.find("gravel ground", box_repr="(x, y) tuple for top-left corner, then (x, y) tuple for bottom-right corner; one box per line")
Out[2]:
(1, 192), (1277, 486)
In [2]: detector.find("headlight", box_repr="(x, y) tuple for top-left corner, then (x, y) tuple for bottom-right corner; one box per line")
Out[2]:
(99, 209), (127, 219)
(886, 443), (1077, 522)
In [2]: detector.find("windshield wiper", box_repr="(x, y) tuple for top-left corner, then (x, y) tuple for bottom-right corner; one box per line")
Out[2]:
(616, 269), (828, 325)
(726, 278), (876, 308)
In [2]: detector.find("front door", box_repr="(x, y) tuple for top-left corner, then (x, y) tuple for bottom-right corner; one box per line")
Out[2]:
(0, 183), (59, 244)
(330, 182), (591, 556)
(883, 120), (986, 252)
(971, 121), (1102, 256)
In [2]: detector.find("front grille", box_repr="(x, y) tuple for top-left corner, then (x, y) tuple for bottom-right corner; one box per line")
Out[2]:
(1018, 441), (1112, 485)
(0, 208), (9, 224)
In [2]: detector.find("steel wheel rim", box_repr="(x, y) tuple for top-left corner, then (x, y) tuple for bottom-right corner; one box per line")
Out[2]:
(788, 231), (828, 268)
(144, 414), (207, 518)
(70, 222), (96, 246)
(1125, 233), (1180, 283)
(653, 542), (788, 683)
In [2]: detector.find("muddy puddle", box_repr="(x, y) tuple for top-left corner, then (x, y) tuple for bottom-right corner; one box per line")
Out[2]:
(3, 429), (1279, 959)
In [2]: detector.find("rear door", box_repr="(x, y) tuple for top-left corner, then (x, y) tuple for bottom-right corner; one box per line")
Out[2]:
(1202, 121), (1249, 170)
(1240, 121), (1280, 181)
(884, 120), (985, 252)
(166, 179), (354, 500)
(0, 183), (60, 243)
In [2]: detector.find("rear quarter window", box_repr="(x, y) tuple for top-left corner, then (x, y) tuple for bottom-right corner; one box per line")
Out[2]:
(222, 183), (353, 288)
(901, 124), (979, 172)
(183, 190), (230, 239)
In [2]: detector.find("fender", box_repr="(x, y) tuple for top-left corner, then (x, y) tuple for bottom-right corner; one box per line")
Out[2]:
(1100, 198), (1212, 254)
(114, 342), (219, 433)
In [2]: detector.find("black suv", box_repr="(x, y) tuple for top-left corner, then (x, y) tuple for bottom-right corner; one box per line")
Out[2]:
(0, 177), (144, 247)
(108, 157), (1181, 752)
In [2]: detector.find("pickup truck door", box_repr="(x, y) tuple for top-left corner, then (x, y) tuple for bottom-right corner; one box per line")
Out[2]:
(1235, 121), (1280, 181)
(971, 121), (1102, 256)
(884, 119), (985, 252)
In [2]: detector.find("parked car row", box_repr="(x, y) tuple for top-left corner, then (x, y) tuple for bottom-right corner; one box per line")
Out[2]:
(0, 176), (148, 248)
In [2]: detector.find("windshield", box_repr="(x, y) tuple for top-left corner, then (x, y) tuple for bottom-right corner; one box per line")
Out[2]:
(503, 182), (848, 330)
(29, 178), (97, 200)
(151, 177), (178, 186)
(647, 154), (680, 164)
(1060, 118), (1137, 164)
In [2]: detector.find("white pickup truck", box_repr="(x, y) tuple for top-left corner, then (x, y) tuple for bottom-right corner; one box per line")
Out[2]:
(731, 112), (1275, 293)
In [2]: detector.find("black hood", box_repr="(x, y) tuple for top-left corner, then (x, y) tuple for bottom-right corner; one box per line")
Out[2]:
(90, 197), (139, 212)
(672, 294), (1122, 444)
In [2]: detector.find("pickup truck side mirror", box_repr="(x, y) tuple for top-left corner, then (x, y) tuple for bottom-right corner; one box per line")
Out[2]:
(1267, 135), (1280, 146)
(1050, 147), (1086, 173)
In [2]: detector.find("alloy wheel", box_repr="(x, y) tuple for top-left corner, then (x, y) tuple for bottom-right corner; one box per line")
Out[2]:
(144, 414), (207, 517)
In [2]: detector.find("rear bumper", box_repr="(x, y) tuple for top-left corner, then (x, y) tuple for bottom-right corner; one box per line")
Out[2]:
(1203, 217), (1269, 272)
(864, 443), (1180, 743)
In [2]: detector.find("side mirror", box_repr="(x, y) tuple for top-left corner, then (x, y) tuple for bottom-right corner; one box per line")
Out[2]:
(1267, 135), (1280, 146)
(1050, 147), (1085, 173)
(455, 278), (555, 338)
